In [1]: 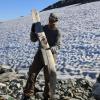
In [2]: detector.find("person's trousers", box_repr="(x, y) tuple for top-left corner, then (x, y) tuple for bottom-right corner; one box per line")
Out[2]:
(23, 50), (57, 99)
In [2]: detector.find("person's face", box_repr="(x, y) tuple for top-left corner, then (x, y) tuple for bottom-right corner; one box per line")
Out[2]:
(49, 20), (57, 27)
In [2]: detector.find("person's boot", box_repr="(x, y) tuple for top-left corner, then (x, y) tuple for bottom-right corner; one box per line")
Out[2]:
(43, 92), (50, 100)
(21, 95), (30, 100)
(21, 94), (35, 100)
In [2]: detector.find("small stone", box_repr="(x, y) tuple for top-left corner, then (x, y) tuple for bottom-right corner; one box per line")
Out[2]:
(35, 92), (44, 99)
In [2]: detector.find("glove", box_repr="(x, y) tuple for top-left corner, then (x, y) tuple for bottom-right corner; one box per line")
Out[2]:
(51, 46), (57, 54)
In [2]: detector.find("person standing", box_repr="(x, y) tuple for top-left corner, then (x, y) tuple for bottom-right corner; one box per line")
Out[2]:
(22, 13), (61, 100)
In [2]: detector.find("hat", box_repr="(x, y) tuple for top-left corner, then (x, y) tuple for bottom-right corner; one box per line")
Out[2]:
(49, 13), (58, 22)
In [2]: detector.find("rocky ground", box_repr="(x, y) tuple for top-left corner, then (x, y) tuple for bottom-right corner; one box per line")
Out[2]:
(0, 1), (100, 79)
(0, 65), (96, 100)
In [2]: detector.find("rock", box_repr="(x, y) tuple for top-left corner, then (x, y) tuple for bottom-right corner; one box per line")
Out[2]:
(0, 95), (15, 100)
(0, 65), (11, 69)
(0, 68), (5, 74)
(70, 98), (79, 100)
(53, 94), (60, 99)
(0, 65), (14, 74)
(0, 96), (5, 100)
(0, 83), (6, 87)
(0, 72), (17, 82)
(35, 92), (44, 99)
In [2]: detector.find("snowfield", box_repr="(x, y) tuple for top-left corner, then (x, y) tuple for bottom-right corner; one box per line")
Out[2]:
(0, 1), (100, 79)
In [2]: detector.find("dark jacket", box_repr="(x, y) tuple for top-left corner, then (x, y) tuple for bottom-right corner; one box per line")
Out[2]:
(30, 23), (61, 53)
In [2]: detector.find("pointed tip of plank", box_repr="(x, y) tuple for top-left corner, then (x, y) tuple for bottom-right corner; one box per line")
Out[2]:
(31, 8), (39, 15)
(32, 9), (37, 13)
(31, 9), (40, 22)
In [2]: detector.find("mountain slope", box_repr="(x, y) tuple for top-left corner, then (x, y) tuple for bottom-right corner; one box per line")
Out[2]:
(0, 1), (100, 78)
(42, 0), (100, 11)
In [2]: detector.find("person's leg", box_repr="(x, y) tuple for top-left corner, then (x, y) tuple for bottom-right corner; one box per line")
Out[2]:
(43, 53), (57, 100)
(43, 66), (50, 100)
(23, 50), (44, 97)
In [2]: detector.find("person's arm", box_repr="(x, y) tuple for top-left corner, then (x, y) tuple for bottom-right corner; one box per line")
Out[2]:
(30, 23), (38, 42)
(55, 29), (61, 49)
(51, 29), (61, 54)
